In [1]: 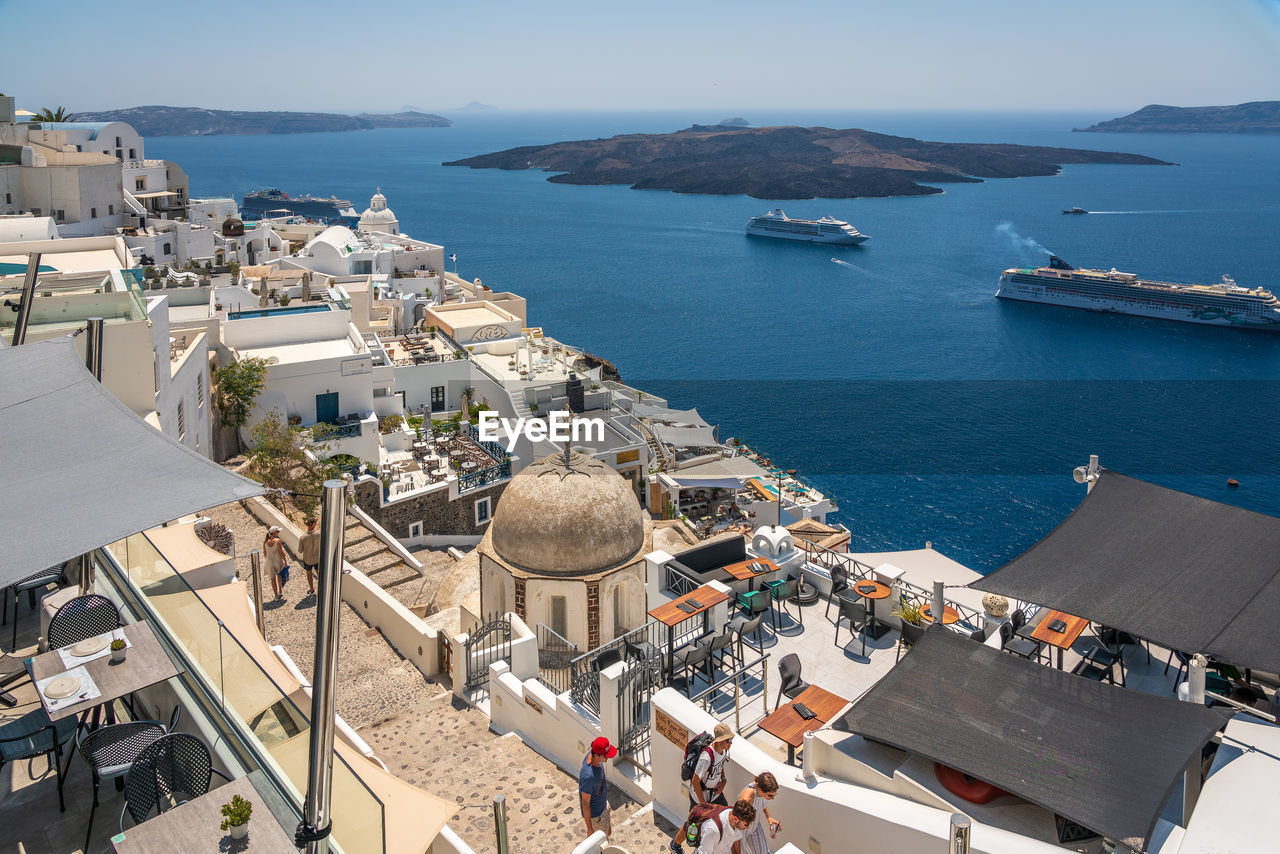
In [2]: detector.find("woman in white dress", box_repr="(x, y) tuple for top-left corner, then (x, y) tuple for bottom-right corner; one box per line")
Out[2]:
(735, 772), (781, 854)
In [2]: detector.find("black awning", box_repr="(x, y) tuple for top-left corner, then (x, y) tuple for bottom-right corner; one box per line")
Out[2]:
(0, 339), (265, 586)
(972, 471), (1280, 674)
(836, 628), (1229, 852)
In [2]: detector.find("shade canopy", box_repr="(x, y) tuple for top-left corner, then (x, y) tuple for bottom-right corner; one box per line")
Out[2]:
(650, 423), (718, 448)
(836, 628), (1229, 852)
(630, 402), (710, 427)
(0, 338), (265, 586)
(973, 471), (1280, 674)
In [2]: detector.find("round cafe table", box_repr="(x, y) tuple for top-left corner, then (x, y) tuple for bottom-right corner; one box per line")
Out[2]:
(850, 580), (892, 639)
(921, 604), (960, 625)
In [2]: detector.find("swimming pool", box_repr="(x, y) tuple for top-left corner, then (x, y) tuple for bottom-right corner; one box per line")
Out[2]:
(227, 304), (332, 320)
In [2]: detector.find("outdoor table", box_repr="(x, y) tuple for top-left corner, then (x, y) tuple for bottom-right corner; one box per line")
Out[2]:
(723, 557), (780, 593)
(920, 604), (960, 626)
(758, 685), (849, 765)
(110, 773), (296, 854)
(647, 584), (730, 680)
(1030, 609), (1090, 669)
(29, 622), (180, 723)
(849, 580), (893, 638)
(462, 461), (477, 470)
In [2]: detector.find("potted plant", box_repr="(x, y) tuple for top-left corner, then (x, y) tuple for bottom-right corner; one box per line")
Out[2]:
(220, 793), (253, 840)
(892, 599), (924, 627)
(110, 638), (126, 663)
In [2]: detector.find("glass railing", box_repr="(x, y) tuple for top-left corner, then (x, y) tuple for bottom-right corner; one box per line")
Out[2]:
(104, 533), (386, 854)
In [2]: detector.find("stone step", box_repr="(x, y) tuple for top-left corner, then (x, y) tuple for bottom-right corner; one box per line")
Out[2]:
(381, 567), (425, 589)
(362, 558), (406, 579)
(357, 551), (404, 575)
(346, 537), (390, 562)
(345, 529), (376, 547)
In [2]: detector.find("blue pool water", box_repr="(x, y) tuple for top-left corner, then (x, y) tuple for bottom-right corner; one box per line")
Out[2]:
(149, 110), (1280, 571)
(227, 304), (333, 320)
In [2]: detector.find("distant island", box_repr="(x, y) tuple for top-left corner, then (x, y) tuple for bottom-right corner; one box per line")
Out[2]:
(1076, 102), (1280, 134)
(73, 105), (452, 137)
(443, 125), (1170, 200)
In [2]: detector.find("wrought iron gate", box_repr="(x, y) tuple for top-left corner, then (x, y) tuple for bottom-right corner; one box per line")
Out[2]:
(616, 647), (664, 767)
(464, 613), (512, 692)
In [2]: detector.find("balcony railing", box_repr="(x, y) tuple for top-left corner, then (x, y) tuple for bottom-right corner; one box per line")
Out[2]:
(458, 459), (511, 493)
(664, 563), (701, 597)
(463, 421), (512, 461)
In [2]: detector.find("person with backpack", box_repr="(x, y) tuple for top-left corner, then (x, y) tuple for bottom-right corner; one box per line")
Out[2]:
(680, 799), (756, 854)
(579, 736), (616, 839)
(672, 724), (736, 851)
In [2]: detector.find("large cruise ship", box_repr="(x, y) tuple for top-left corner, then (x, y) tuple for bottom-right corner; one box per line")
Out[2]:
(996, 256), (1280, 331)
(241, 188), (357, 224)
(745, 209), (869, 245)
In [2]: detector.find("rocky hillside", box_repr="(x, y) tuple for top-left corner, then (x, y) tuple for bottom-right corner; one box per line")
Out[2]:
(1076, 102), (1280, 133)
(75, 105), (451, 137)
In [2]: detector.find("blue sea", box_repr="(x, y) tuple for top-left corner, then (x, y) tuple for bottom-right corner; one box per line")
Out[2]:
(149, 110), (1280, 571)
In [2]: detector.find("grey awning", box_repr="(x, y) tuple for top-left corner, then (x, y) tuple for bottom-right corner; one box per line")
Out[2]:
(631, 402), (710, 427)
(972, 471), (1280, 674)
(836, 628), (1229, 852)
(0, 339), (265, 587)
(650, 423), (718, 448)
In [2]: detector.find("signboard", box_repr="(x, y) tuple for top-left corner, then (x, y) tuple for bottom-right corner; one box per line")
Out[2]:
(655, 707), (687, 748)
(524, 695), (543, 715)
(616, 449), (640, 465)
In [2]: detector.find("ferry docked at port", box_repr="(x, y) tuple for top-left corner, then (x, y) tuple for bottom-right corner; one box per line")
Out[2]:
(996, 255), (1280, 330)
(241, 188), (357, 224)
(745, 209), (869, 245)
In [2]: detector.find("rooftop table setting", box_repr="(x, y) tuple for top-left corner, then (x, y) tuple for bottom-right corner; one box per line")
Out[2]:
(758, 685), (849, 765)
(1029, 609), (1090, 669)
(722, 557), (781, 592)
(848, 579), (893, 639)
(648, 584), (730, 680)
(920, 603), (960, 626)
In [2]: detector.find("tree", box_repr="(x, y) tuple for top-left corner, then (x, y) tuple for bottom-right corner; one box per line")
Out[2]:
(246, 410), (338, 515)
(33, 106), (74, 122)
(213, 357), (268, 430)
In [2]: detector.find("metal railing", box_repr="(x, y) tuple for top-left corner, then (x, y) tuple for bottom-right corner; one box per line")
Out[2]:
(319, 421), (362, 439)
(463, 421), (512, 461)
(688, 653), (771, 733)
(895, 578), (983, 630)
(664, 563), (701, 597)
(568, 622), (666, 714)
(458, 459), (511, 493)
(534, 623), (578, 695)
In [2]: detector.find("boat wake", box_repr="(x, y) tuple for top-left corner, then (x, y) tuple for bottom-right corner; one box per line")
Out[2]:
(831, 258), (858, 268)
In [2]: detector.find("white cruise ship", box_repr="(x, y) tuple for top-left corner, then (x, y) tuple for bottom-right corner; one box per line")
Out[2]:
(997, 256), (1280, 331)
(745, 209), (869, 245)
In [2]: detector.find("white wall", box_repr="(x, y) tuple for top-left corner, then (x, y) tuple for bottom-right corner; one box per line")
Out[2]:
(393, 358), (472, 415)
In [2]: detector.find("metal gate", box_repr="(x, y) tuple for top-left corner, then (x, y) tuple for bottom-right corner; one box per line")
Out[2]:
(464, 613), (513, 692)
(616, 648), (664, 768)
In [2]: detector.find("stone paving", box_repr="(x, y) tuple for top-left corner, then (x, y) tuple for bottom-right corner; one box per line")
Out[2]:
(209, 500), (675, 853)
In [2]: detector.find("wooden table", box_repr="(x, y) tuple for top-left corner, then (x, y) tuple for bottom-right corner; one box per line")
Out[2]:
(648, 584), (730, 680)
(722, 557), (780, 592)
(757, 685), (849, 765)
(29, 622), (181, 722)
(849, 580), (893, 638)
(1029, 609), (1090, 669)
(920, 604), (960, 626)
(111, 774), (296, 854)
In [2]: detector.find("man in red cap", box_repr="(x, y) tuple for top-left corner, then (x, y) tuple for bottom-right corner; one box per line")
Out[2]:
(580, 736), (617, 839)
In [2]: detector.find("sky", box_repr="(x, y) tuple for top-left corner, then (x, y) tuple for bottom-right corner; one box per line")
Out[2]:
(3, 0), (1279, 114)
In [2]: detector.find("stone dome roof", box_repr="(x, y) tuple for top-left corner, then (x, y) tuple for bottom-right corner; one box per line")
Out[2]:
(221, 217), (244, 237)
(490, 450), (645, 575)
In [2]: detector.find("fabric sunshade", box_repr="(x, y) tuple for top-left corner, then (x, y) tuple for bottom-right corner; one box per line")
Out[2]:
(972, 471), (1280, 674)
(0, 338), (265, 586)
(630, 402), (710, 427)
(650, 423), (718, 448)
(836, 627), (1229, 851)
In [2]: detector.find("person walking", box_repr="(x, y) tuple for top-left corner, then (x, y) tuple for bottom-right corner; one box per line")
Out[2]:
(299, 517), (320, 595)
(579, 736), (616, 840)
(693, 799), (755, 854)
(264, 525), (287, 600)
(673, 723), (735, 851)
(735, 772), (781, 854)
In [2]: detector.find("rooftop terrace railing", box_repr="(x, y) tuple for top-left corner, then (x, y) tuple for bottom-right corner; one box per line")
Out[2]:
(567, 622), (667, 714)
(664, 563), (701, 598)
(458, 459), (511, 493)
(687, 653), (771, 734)
(101, 532), (387, 854)
(534, 623), (578, 695)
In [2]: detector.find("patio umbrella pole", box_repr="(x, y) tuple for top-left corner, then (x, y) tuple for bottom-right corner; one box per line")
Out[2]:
(949, 813), (971, 853)
(933, 581), (945, 627)
(10, 253), (40, 345)
(1182, 654), (1207, 824)
(85, 317), (104, 380)
(297, 479), (347, 854)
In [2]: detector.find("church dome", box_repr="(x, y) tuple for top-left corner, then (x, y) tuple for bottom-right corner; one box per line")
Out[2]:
(221, 217), (245, 237)
(490, 451), (645, 575)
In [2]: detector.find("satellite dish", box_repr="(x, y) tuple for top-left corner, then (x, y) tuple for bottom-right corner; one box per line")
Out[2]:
(1072, 466), (1088, 484)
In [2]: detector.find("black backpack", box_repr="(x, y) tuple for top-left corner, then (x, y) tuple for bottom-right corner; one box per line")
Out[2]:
(680, 731), (714, 782)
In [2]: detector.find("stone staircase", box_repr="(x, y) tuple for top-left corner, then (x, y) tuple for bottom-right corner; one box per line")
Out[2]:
(344, 515), (422, 603)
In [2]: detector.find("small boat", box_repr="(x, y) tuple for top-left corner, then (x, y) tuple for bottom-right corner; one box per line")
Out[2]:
(1062, 207), (1089, 215)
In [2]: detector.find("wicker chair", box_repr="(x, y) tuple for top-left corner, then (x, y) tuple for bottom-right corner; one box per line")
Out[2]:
(47, 594), (120, 651)
(5, 565), (65, 648)
(0, 653), (32, 707)
(79, 720), (166, 849)
(121, 733), (229, 831)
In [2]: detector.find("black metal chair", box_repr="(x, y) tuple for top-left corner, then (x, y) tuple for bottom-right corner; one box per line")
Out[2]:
(1077, 639), (1126, 686)
(729, 613), (767, 661)
(0, 707), (78, 812)
(708, 628), (737, 672)
(5, 565), (65, 648)
(47, 594), (120, 651)
(896, 622), (927, 663)
(1000, 622), (1042, 662)
(775, 652), (810, 711)
(1165, 649), (1191, 689)
(120, 733), (230, 831)
(834, 599), (868, 656)
(1, 652), (33, 707)
(623, 636), (657, 663)
(79, 720), (167, 850)
(766, 578), (803, 628)
(1099, 625), (1152, 665)
(824, 565), (850, 624)
(673, 640), (713, 693)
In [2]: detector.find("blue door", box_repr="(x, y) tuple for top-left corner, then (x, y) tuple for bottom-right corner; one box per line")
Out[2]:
(315, 392), (338, 425)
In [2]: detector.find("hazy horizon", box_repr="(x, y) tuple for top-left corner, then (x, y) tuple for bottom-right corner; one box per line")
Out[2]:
(3, 0), (1278, 114)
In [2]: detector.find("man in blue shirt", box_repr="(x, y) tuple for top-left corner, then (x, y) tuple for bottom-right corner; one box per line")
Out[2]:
(579, 736), (617, 839)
